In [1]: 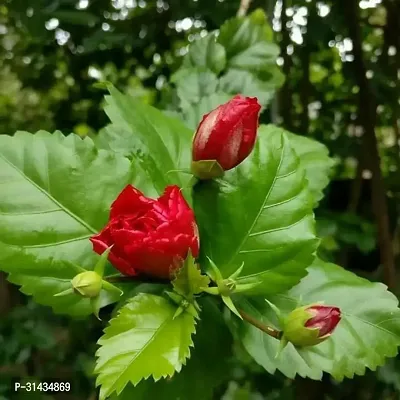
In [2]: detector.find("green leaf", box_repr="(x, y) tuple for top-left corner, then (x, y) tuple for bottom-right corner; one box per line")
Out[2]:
(93, 125), (158, 197)
(172, 253), (210, 299)
(181, 92), (233, 131)
(95, 293), (196, 399)
(98, 86), (193, 194)
(218, 11), (279, 72)
(235, 259), (400, 380)
(182, 33), (226, 75)
(0, 131), (134, 316)
(261, 125), (335, 206)
(193, 127), (318, 295)
(219, 69), (275, 107)
(110, 298), (232, 400)
(171, 68), (219, 109)
(8, 261), (121, 317)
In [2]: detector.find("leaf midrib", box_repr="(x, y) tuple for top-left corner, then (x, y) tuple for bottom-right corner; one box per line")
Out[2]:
(109, 303), (175, 391)
(345, 312), (400, 340)
(0, 152), (97, 235)
(225, 137), (284, 268)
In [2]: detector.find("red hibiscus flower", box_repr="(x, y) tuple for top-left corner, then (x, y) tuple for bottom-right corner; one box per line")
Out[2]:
(90, 185), (199, 279)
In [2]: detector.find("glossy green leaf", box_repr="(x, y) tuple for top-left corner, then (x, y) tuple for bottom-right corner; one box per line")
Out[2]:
(94, 125), (158, 197)
(0, 131), (134, 316)
(7, 261), (121, 317)
(218, 10), (279, 72)
(235, 259), (400, 380)
(110, 298), (232, 400)
(182, 33), (226, 75)
(171, 68), (219, 109)
(261, 125), (335, 206)
(98, 86), (193, 194)
(219, 69), (275, 107)
(193, 126), (318, 295)
(95, 293), (196, 399)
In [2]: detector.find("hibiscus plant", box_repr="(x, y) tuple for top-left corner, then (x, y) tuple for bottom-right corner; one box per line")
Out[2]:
(1, 9), (400, 400)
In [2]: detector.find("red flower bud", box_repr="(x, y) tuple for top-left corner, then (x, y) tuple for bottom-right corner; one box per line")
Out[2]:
(305, 305), (341, 337)
(191, 95), (261, 179)
(90, 185), (199, 279)
(283, 304), (341, 347)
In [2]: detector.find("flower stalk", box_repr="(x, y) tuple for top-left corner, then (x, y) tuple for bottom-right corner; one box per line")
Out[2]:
(238, 309), (282, 339)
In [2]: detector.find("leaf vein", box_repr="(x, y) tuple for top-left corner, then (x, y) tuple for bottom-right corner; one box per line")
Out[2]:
(239, 244), (287, 254)
(224, 136), (285, 267)
(276, 169), (296, 179)
(248, 214), (307, 238)
(344, 312), (400, 340)
(11, 234), (92, 249)
(0, 153), (97, 234)
(0, 209), (62, 216)
(263, 190), (301, 210)
(109, 309), (174, 391)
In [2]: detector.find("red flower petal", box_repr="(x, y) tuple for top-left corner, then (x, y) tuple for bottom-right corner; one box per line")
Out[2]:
(305, 305), (341, 337)
(90, 184), (199, 279)
(110, 185), (154, 220)
(90, 228), (137, 276)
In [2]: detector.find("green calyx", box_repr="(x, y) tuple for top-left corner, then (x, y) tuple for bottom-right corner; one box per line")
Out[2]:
(202, 259), (260, 319)
(204, 260), (259, 296)
(282, 305), (328, 347)
(165, 291), (199, 319)
(54, 246), (123, 320)
(191, 160), (225, 180)
(72, 271), (103, 298)
(217, 278), (236, 296)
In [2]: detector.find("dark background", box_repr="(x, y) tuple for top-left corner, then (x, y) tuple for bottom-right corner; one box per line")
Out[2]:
(0, 0), (400, 398)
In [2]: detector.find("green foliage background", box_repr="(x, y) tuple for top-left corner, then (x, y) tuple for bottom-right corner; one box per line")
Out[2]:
(1, 0), (400, 399)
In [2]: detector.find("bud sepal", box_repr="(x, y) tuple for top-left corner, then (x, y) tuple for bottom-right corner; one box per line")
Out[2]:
(202, 258), (262, 319)
(53, 246), (123, 319)
(191, 160), (225, 180)
(71, 271), (103, 298)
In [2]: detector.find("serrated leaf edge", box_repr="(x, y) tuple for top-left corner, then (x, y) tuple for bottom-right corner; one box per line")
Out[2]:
(95, 293), (197, 399)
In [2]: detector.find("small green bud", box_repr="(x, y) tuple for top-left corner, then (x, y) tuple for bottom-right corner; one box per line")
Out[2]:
(71, 271), (102, 298)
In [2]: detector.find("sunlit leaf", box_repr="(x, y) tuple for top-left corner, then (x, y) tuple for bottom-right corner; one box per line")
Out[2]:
(0, 131), (132, 315)
(236, 259), (400, 380)
(194, 126), (318, 295)
(95, 293), (196, 399)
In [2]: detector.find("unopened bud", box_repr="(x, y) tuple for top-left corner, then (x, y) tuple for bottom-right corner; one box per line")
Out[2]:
(71, 271), (102, 298)
(191, 95), (261, 179)
(283, 304), (341, 347)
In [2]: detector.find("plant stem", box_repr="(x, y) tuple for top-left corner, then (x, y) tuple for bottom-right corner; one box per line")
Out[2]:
(238, 309), (282, 339)
(236, 0), (252, 17)
(104, 275), (168, 284)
